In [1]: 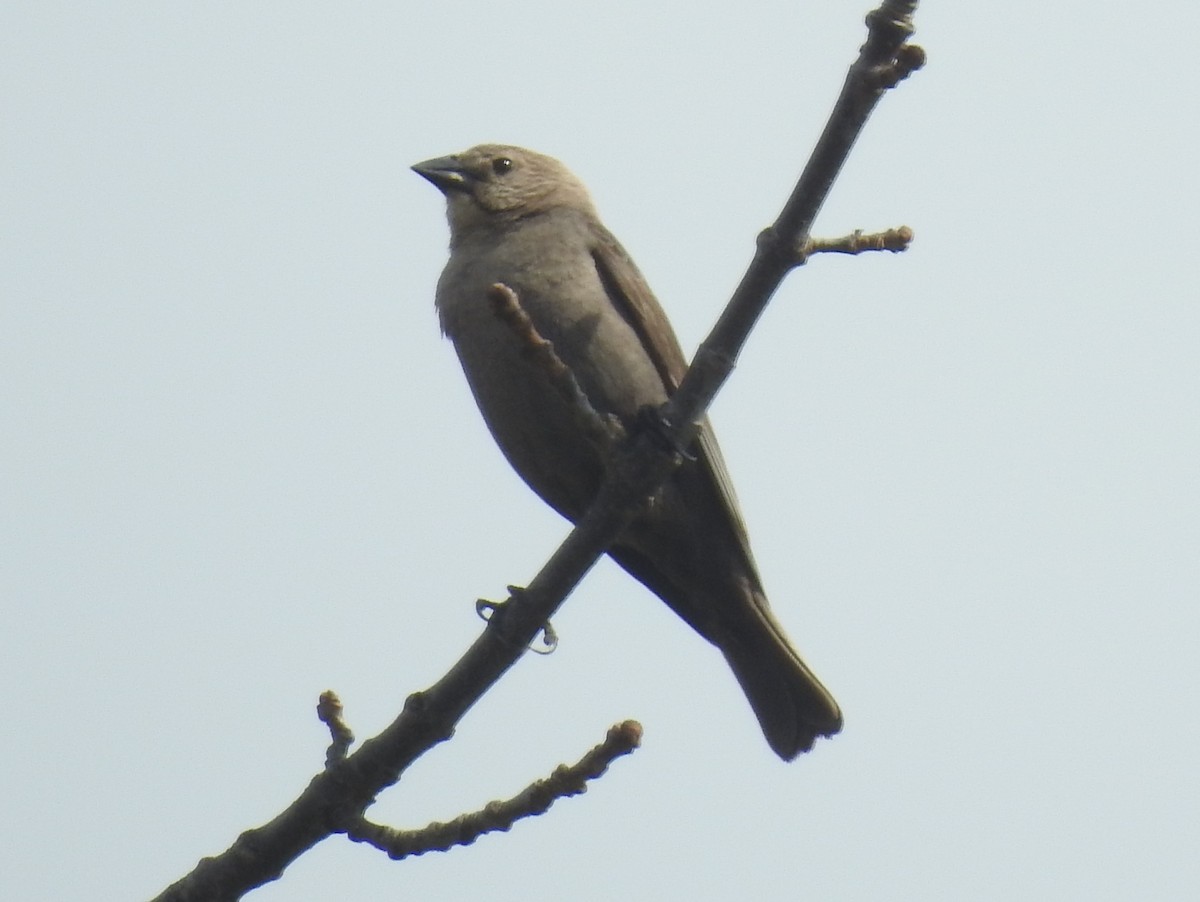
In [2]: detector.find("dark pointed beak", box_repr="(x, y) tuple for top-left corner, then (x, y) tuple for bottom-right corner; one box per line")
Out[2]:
(411, 155), (472, 194)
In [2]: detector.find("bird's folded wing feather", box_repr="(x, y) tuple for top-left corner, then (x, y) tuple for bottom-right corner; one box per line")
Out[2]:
(590, 229), (760, 573)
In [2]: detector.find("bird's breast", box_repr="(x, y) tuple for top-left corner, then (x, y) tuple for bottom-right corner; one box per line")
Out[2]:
(434, 218), (667, 519)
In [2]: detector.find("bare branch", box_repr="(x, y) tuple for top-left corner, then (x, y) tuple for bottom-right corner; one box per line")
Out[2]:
(672, 0), (923, 436)
(798, 226), (914, 263)
(150, 4), (923, 899)
(347, 721), (643, 860)
(488, 282), (625, 455)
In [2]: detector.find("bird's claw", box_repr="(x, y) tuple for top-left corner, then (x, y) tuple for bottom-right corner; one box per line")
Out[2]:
(635, 405), (696, 462)
(475, 587), (558, 655)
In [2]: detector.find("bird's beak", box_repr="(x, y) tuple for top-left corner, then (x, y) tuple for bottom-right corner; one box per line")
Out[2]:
(411, 155), (472, 194)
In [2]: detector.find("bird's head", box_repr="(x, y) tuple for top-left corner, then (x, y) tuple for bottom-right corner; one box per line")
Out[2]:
(412, 144), (596, 238)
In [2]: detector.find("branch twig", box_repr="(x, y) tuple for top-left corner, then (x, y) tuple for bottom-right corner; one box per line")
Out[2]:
(317, 691), (354, 768)
(799, 225), (914, 263)
(346, 721), (642, 859)
(151, 4), (923, 899)
(488, 282), (624, 455)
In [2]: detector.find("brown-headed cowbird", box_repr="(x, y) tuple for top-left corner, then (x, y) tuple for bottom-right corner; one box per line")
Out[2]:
(413, 144), (841, 759)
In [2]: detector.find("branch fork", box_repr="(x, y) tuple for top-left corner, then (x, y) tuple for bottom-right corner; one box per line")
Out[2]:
(152, 4), (925, 898)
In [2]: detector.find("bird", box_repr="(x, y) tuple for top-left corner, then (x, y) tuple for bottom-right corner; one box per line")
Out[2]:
(413, 144), (841, 759)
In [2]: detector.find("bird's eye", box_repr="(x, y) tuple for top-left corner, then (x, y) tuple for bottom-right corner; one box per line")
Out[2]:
(491, 156), (514, 176)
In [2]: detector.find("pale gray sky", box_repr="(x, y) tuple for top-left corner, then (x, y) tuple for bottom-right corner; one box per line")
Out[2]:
(3, 2), (1197, 900)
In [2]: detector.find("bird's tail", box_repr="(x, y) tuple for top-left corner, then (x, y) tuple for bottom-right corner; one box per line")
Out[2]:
(719, 593), (843, 760)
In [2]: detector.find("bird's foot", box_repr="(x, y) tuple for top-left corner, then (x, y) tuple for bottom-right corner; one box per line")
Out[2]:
(634, 405), (696, 462)
(475, 586), (558, 655)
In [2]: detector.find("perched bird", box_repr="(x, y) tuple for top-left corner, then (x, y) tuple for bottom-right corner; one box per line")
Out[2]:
(413, 144), (841, 759)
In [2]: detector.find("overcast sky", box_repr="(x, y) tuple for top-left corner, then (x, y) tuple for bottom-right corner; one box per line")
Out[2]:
(3, 1), (1197, 900)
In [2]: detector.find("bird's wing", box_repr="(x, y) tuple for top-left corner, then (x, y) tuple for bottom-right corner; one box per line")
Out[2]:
(590, 226), (761, 575)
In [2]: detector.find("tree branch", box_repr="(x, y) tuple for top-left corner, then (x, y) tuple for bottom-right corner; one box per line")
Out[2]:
(345, 720), (642, 860)
(150, 3), (923, 899)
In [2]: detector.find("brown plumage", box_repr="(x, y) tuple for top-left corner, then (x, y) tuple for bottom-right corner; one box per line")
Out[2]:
(413, 144), (841, 759)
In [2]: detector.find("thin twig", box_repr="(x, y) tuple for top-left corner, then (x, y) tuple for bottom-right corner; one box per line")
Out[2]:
(798, 226), (914, 263)
(317, 691), (354, 767)
(488, 282), (625, 454)
(347, 721), (643, 859)
(150, 5), (922, 899)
